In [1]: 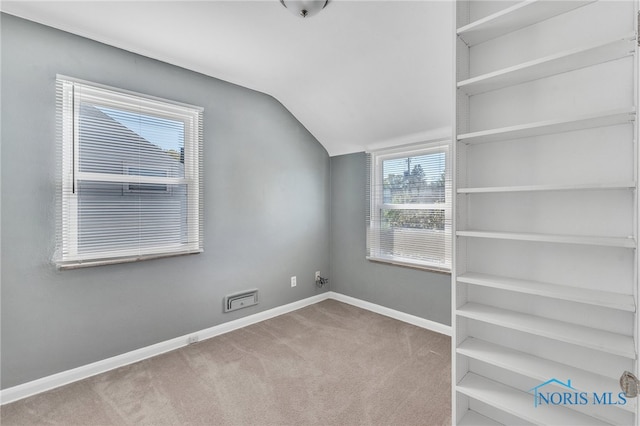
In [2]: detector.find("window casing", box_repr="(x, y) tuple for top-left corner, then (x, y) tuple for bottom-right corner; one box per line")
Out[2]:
(55, 77), (203, 268)
(366, 142), (452, 272)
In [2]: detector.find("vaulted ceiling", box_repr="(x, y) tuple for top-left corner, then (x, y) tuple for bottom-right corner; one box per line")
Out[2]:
(1, 1), (453, 156)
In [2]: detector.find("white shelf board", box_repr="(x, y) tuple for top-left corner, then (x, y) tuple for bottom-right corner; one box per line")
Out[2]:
(457, 0), (595, 46)
(457, 338), (636, 414)
(458, 410), (502, 426)
(457, 373), (610, 425)
(457, 182), (636, 194)
(458, 35), (636, 95)
(456, 230), (636, 248)
(457, 272), (635, 312)
(456, 303), (636, 359)
(457, 107), (636, 145)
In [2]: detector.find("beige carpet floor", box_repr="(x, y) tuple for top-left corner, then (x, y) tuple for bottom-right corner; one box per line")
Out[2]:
(1, 299), (451, 426)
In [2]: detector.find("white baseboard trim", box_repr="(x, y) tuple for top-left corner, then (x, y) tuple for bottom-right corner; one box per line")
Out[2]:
(0, 292), (331, 405)
(0, 291), (450, 405)
(328, 291), (452, 337)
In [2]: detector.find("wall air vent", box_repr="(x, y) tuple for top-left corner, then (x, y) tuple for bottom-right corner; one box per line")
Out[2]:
(223, 289), (259, 313)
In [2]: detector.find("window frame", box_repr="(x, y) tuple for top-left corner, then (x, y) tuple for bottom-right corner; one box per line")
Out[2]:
(122, 164), (172, 194)
(367, 141), (452, 273)
(55, 76), (203, 269)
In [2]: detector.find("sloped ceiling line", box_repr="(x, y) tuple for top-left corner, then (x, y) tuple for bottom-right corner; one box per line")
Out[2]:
(1, 0), (453, 156)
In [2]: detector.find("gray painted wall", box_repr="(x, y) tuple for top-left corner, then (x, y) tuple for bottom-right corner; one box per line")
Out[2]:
(329, 152), (451, 326)
(1, 14), (330, 389)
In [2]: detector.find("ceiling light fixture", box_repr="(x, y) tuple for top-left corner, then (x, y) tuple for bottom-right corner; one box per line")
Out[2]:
(279, 0), (329, 18)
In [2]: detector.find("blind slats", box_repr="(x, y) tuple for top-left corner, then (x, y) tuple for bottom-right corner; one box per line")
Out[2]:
(366, 142), (452, 271)
(55, 78), (203, 268)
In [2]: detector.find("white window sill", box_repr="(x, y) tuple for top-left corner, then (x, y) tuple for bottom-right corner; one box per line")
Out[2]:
(56, 249), (203, 270)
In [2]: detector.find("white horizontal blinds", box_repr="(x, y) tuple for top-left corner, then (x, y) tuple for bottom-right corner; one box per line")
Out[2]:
(55, 78), (203, 267)
(367, 142), (452, 271)
(365, 152), (373, 257)
(56, 79), (75, 261)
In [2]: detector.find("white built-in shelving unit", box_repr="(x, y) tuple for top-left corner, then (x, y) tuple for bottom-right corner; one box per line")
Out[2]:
(453, 1), (639, 424)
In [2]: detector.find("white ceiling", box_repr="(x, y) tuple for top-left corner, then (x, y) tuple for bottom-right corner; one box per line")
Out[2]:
(1, 0), (453, 156)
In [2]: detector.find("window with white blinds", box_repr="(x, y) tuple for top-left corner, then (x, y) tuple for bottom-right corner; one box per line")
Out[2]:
(366, 141), (451, 272)
(54, 76), (203, 269)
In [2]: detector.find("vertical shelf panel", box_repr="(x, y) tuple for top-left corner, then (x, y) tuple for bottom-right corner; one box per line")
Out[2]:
(453, 1), (637, 425)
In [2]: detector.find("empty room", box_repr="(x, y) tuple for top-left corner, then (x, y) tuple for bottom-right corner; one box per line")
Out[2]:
(1, 1), (638, 425)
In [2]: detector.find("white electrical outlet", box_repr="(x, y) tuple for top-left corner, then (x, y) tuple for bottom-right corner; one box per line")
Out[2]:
(315, 271), (320, 281)
(291, 276), (297, 287)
